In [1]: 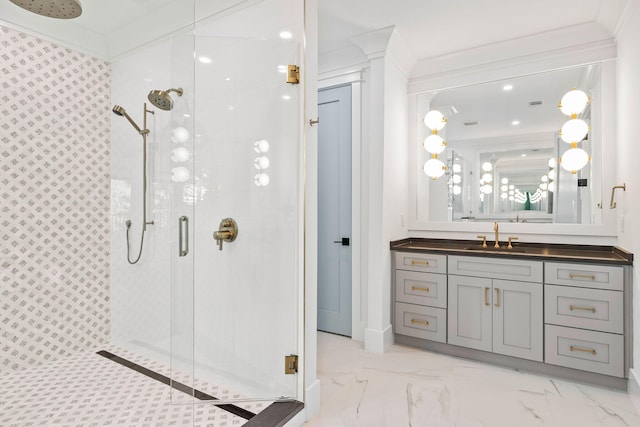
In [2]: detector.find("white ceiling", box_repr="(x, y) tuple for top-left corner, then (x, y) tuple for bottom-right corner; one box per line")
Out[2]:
(0, 0), (629, 61)
(318, 0), (627, 61)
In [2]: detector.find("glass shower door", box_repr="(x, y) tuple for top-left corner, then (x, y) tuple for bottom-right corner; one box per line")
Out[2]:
(169, 33), (302, 409)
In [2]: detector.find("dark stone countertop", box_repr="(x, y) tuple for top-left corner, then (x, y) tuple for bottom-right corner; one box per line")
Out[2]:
(390, 238), (633, 265)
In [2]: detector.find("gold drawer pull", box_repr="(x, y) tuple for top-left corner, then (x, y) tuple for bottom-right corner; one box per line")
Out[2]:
(410, 260), (430, 266)
(570, 345), (597, 355)
(570, 305), (596, 313)
(410, 318), (429, 326)
(569, 273), (596, 281)
(411, 285), (430, 293)
(494, 288), (501, 308)
(484, 287), (490, 306)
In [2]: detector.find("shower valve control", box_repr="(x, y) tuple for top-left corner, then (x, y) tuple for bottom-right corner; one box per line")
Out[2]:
(213, 218), (238, 251)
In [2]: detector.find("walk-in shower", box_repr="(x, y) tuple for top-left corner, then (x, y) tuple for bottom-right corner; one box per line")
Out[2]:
(112, 103), (155, 264)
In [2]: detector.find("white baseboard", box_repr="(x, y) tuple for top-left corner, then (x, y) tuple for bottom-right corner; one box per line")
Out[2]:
(304, 378), (322, 421)
(364, 324), (393, 353)
(629, 368), (640, 414)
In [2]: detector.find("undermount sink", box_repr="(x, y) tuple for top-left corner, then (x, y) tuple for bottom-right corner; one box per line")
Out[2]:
(463, 246), (528, 254)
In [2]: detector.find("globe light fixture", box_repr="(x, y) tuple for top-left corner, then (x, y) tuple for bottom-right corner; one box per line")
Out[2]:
(559, 89), (590, 117)
(560, 146), (590, 174)
(423, 134), (446, 154)
(424, 109), (447, 131)
(424, 157), (446, 179)
(560, 118), (589, 143)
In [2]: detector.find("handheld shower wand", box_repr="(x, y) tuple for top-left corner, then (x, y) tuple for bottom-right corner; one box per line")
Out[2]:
(112, 103), (155, 264)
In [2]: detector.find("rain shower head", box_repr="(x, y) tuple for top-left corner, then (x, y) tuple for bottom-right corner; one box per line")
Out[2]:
(9, 0), (82, 19)
(147, 88), (184, 111)
(112, 105), (144, 134)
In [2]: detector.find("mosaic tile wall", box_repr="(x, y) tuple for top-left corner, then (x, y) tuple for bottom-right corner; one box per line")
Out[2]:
(0, 26), (111, 374)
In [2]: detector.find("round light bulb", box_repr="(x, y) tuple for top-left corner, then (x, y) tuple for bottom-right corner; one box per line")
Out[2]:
(482, 162), (493, 172)
(548, 157), (556, 168)
(171, 167), (190, 183)
(423, 134), (446, 154)
(452, 163), (462, 173)
(548, 181), (556, 192)
(548, 169), (556, 181)
(509, 185), (515, 190)
(171, 127), (190, 144)
(540, 182), (548, 190)
(501, 185), (508, 192)
(541, 175), (548, 183)
(501, 193), (508, 199)
(481, 184), (493, 194)
(171, 147), (190, 163)
(501, 177), (509, 184)
(509, 195), (515, 201)
(560, 89), (589, 116)
(423, 110), (447, 131)
(254, 139), (270, 153)
(453, 185), (462, 195)
(254, 173), (270, 186)
(423, 158), (446, 178)
(254, 156), (270, 169)
(453, 174), (462, 184)
(482, 173), (493, 183)
(560, 147), (589, 174)
(560, 118), (589, 143)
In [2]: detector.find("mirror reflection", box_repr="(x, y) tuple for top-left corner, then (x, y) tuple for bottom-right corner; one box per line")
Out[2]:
(417, 63), (602, 224)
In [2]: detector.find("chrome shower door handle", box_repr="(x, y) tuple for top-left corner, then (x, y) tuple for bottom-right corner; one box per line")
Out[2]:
(178, 216), (189, 257)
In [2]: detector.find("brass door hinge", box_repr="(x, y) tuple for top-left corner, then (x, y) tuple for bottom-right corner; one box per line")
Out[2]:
(284, 354), (298, 374)
(287, 65), (300, 84)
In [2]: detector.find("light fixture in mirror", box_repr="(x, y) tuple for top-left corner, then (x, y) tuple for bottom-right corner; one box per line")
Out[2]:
(423, 109), (448, 179)
(416, 63), (602, 224)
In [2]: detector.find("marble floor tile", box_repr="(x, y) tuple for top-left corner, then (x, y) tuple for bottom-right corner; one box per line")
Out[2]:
(305, 332), (640, 427)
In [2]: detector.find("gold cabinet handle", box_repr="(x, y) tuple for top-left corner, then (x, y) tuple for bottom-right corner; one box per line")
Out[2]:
(410, 260), (430, 266)
(570, 305), (596, 313)
(494, 288), (501, 307)
(410, 318), (429, 326)
(484, 287), (490, 306)
(411, 285), (430, 293)
(570, 345), (597, 355)
(569, 273), (596, 281)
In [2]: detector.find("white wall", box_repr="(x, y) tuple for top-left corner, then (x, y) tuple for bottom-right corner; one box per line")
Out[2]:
(614, 0), (640, 398)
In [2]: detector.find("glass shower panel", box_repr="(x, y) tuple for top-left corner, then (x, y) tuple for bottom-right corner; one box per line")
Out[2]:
(170, 33), (301, 406)
(169, 29), (197, 406)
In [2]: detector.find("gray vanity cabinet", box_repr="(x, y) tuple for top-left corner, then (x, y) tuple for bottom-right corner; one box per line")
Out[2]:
(391, 240), (632, 389)
(447, 256), (543, 362)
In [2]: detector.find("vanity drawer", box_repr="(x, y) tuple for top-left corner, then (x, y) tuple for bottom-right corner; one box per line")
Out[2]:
(394, 302), (446, 343)
(396, 270), (447, 308)
(545, 262), (623, 291)
(448, 255), (542, 283)
(545, 325), (624, 378)
(395, 252), (447, 274)
(545, 285), (623, 334)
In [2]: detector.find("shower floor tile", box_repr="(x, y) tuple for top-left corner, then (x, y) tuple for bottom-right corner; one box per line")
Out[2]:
(0, 345), (270, 426)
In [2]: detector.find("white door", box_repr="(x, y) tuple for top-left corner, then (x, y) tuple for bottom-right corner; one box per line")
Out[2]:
(317, 85), (352, 336)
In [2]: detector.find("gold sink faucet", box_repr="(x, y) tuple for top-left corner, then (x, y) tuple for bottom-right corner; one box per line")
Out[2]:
(493, 221), (500, 248)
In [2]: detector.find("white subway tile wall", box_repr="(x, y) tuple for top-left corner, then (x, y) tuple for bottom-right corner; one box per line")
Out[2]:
(0, 26), (111, 373)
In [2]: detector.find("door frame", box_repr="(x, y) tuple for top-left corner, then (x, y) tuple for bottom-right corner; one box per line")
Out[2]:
(318, 70), (363, 340)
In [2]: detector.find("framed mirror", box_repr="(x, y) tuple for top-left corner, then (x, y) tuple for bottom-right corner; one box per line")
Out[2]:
(415, 63), (605, 226)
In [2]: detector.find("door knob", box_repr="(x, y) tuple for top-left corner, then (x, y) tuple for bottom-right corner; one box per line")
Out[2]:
(333, 237), (350, 246)
(213, 218), (238, 250)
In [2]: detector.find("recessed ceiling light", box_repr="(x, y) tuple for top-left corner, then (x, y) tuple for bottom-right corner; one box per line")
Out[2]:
(279, 31), (293, 39)
(198, 56), (212, 64)
(503, 84), (513, 91)
(512, 120), (520, 125)
(282, 95), (291, 100)
(278, 65), (287, 73)
(521, 154), (527, 157)
(225, 77), (231, 81)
